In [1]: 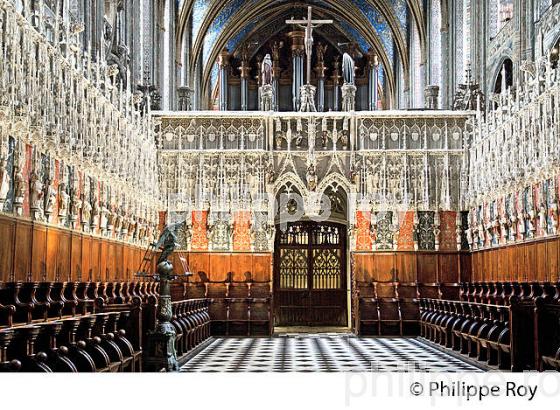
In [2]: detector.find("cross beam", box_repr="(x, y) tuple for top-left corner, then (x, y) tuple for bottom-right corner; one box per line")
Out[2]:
(286, 6), (333, 85)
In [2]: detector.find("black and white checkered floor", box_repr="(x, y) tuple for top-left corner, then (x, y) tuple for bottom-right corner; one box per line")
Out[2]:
(180, 335), (484, 372)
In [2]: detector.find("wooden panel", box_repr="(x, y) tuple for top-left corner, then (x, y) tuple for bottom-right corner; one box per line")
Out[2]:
(45, 228), (59, 281)
(209, 253), (230, 282)
(57, 231), (71, 281)
(549, 240), (559, 282)
(460, 253), (471, 282)
(81, 236), (92, 281)
(252, 254), (272, 282)
(106, 241), (116, 280)
(438, 253), (459, 283)
(470, 237), (560, 283)
(0, 217), (15, 280)
(13, 221), (32, 281)
(394, 253), (416, 282)
(535, 242), (547, 282)
(70, 233), (82, 281)
(188, 253), (210, 281)
(373, 253), (394, 282)
(115, 243), (123, 279)
(417, 254), (437, 283)
(31, 224), (47, 281)
(353, 254), (374, 282)
(231, 253), (253, 281)
(99, 240), (108, 280)
(91, 238), (100, 280)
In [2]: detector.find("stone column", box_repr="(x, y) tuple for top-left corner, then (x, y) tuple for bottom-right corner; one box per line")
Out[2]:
(367, 49), (380, 111)
(288, 31), (305, 111)
(315, 42), (327, 112)
(218, 48), (230, 111)
(330, 57), (342, 111)
(424, 85), (440, 109)
(239, 45), (251, 111)
(272, 41), (283, 111)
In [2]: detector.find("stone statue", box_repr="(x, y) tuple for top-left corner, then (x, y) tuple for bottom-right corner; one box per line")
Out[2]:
(69, 190), (82, 228)
(100, 201), (109, 232)
(91, 198), (100, 231)
(538, 204), (547, 232)
(342, 52), (355, 85)
(58, 183), (70, 221)
(0, 158), (9, 210)
(317, 42), (327, 63)
(81, 195), (92, 230)
(44, 182), (57, 222)
(29, 170), (44, 220)
(306, 164), (318, 191)
(261, 54), (273, 86)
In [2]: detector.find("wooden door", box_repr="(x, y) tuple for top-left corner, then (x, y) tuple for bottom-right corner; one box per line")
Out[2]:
(274, 222), (347, 326)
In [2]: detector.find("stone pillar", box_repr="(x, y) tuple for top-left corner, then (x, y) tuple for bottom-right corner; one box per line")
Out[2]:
(272, 41), (283, 111)
(341, 83), (357, 111)
(239, 46), (251, 111)
(315, 43), (327, 112)
(367, 49), (380, 111)
(177, 86), (192, 110)
(218, 49), (230, 111)
(288, 31), (305, 111)
(331, 57), (342, 111)
(424, 85), (440, 109)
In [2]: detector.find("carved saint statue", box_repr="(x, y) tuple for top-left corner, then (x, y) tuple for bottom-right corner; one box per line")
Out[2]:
(58, 183), (70, 219)
(262, 54), (273, 86)
(306, 164), (318, 191)
(342, 52), (355, 85)
(29, 170), (44, 219)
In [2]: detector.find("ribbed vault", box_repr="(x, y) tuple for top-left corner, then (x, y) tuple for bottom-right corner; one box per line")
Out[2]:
(176, 0), (426, 108)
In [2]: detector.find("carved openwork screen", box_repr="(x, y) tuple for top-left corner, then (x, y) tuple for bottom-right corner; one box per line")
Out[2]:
(274, 221), (347, 326)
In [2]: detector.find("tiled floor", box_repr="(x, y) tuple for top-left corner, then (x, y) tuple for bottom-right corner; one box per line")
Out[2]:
(180, 335), (483, 372)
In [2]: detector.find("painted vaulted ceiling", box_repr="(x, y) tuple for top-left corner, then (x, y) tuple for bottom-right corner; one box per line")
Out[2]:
(176, 0), (426, 104)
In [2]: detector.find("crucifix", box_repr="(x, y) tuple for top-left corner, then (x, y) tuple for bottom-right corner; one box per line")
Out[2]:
(286, 7), (333, 86)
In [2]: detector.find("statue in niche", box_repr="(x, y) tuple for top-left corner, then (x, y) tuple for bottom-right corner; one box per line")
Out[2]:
(0, 156), (9, 210)
(317, 42), (327, 64)
(29, 170), (44, 220)
(58, 182), (70, 221)
(261, 54), (273, 86)
(550, 201), (558, 234)
(248, 173), (260, 203)
(69, 188), (82, 228)
(265, 162), (275, 185)
(114, 206), (123, 236)
(538, 203), (547, 233)
(306, 164), (318, 191)
(342, 52), (355, 85)
(517, 209), (525, 236)
(321, 130), (329, 149)
(81, 194), (92, 231)
(100, 201), (109, 233)
(44, 182), (57, 222)
(91, 198), (100, 231)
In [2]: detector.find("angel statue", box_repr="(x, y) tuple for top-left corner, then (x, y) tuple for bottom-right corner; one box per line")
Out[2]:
(155, 221), (185, 265)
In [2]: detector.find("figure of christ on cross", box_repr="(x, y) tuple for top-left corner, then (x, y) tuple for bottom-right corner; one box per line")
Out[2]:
(286, 6), (333, 86)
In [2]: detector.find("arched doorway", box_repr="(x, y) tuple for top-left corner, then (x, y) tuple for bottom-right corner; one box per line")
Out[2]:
(273, 221), (347, 326)
(272, 183), (349, 327)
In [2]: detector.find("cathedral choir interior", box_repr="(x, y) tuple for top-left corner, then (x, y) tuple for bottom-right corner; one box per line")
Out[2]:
(1, 1), (560, 406)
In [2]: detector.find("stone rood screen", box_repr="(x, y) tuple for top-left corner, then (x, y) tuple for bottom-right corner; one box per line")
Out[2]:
(153, 110), (471, 252)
